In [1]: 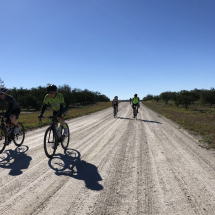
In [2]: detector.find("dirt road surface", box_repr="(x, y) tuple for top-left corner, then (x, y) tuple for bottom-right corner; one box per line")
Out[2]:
(1, 102), (215, 215)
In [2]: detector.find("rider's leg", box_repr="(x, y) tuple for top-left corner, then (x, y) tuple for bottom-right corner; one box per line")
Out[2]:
(137, 105), (139, 113)
(10, 114), (20, 134)
(132, 104), (135, 117)
(57, 106), (69, 135)
(10, 114), (18, 126)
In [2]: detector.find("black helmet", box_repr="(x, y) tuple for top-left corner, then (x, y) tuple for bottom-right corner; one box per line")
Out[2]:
(134, 94), (137, 97)
(0, 86), (8, 93)
(47, 84), (57, 92)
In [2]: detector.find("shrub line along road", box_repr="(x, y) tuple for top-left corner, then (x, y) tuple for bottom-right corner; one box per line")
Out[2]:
(0, 102), (215, 215)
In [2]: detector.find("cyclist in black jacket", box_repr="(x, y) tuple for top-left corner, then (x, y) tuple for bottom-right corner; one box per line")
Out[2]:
(0, 87), (21, 135)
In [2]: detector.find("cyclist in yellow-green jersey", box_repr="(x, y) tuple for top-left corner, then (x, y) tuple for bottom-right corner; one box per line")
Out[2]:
(130, 94), (140, 118)
(38, 84), (69, 136)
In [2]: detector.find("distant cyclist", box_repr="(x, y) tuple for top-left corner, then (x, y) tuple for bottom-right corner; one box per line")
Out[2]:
(130, 94), (140, 118)
(0, 86), (20, 140)
(38, 84), (69, 137)
(112, 96), (118, 115)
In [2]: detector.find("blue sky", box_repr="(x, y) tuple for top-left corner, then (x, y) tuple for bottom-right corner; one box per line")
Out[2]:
(1, 0), (215, 100)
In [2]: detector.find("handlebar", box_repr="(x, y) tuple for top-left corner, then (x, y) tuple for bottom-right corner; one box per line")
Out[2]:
(39, 116), (59, 125)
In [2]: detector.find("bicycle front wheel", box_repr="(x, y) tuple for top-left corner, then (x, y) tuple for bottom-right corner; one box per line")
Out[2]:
(44, 127), (57, 158)
(13, 122), (25, 147)
(61, 123), (70, 150)
(0, 127), (6, 154)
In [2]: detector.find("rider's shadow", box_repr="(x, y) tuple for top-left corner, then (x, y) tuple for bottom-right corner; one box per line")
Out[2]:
(49, 149), (103, 191)
(0, 146), (32, 176)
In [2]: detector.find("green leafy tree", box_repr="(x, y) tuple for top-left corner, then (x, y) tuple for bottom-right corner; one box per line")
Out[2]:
(178, 90), (195, 109)
(153, 95), (160, 102)
(171, 92), (181, 107)
(200, 88), (215, 108)
(142, 94), (153, 101)
(58, 84), (73, 105)
(160, 91), (172, 105)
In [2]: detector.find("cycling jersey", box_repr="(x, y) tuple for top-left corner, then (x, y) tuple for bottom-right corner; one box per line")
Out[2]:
(43, 93), (66, 111)
(112, 99), (118, 105)
(132, 97), (140, 105)
(0, 95), (20, 118)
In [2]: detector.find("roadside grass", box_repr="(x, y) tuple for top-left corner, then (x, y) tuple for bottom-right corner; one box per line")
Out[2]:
(18, 102), (112, 131)
(142, 100), (215, 149)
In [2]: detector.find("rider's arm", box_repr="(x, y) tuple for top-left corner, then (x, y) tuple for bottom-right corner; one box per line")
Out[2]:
(57, 94), (65, 116)
(58, 104), (64, 116)
(4, 103), (13, 118)
(39, 104), (47, 117)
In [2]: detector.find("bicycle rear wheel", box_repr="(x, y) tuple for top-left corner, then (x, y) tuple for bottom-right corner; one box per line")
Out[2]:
(0, 127), (6, 154)
(61, 123), (70, 150)
(134, 108), (137, 120)
(13, 122), (25, 147)
(44, 127), (57, 158)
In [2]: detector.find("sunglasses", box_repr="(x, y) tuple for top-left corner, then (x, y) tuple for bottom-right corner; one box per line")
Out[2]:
(0, 93), (5, 95)
(48, 91), (55, 94)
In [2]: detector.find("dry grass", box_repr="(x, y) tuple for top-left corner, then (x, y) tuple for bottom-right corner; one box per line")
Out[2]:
(17, 102), (112, 131)
(143, 100), (215, 149)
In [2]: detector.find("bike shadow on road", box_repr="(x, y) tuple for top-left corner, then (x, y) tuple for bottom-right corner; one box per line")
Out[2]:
(138, 119), (162, 124)
(49, 148), (103, 191)
(119, 117), (162, 124)
(0, 145), (32, 176)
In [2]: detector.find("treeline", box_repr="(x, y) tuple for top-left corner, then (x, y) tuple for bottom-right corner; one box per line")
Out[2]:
(3, 84), (110, 111)
(143, 88), (215, 109)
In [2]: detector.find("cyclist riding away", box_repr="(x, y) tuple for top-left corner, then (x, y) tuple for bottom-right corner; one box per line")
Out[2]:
(0, 86), (21, 144)
(38, 84), (69, 138)
(112, 96), (118, 115)
(130, 94), (140, 118)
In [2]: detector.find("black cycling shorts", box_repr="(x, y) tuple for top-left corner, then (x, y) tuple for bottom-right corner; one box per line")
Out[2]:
(132, 104), (139, 109)
(6, 108), (21, 123)
(53, 105), (68, 118)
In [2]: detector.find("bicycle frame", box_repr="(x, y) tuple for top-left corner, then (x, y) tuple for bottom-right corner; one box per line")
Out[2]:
(133, 104), (138, 119)
(0, 117), (14, 142)
(42, 116), (64, 143)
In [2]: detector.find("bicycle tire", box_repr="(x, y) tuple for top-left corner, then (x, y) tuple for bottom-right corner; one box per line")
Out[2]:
(44, 127), (57, 158)
(114, 106), (116, 118)
(61, 123), (70, 150)
(134, 108), (137, 120)
(0, 127), (6, 154)
(13, 122), (25, 147)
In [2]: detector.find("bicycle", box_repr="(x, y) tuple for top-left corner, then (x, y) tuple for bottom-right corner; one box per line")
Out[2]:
(0, 116), (25, 154)
(41, 116), (70, 158)
(113, 104), (117, 118)
(133, 104), (138, 120)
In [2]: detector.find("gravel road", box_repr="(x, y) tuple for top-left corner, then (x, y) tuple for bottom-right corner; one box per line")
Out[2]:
(1, 102), (215, 215)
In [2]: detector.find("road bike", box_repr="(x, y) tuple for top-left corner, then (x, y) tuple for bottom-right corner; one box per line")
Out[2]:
(113, 104), (117, 118)
(42, 116), (70, 158)
(0, 116), (25, 154)
(133, 104), (138, 120)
